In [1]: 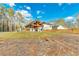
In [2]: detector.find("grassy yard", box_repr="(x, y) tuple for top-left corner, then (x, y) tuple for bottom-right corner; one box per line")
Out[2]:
(0, 29), (78, 39)
(0, 31), (64, 39)
(0, 31), (78, 55)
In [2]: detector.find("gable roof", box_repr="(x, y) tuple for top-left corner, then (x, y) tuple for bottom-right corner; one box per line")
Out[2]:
(25, 20), (43, 28)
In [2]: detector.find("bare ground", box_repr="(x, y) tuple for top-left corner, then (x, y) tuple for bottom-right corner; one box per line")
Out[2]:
(0, 33), (79, 56)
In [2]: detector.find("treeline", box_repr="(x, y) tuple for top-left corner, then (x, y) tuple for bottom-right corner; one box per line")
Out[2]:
(51, 15), (79, 29)
(0, 5), (25, 32)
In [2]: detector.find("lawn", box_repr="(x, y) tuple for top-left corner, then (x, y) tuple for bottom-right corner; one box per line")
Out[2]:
(0, 31), (78, 55)
(0, 29), (78, 39)
(0, 31), (64, 39)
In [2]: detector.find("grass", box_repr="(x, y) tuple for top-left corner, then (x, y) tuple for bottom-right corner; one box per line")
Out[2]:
(0, 30), (78, 55)
(0, 29), (79, 39)
(0, 31), (64, 39)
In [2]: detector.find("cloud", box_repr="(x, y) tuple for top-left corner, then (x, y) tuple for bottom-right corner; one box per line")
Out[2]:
(37, 16), (42, 18)
(65, 16), (76, 22)
(8, 3), (16, 7)
(25, 18), (32, 20)
(24, 5), (31, 10)
(37, 10), (41, 15)
(65, 16), (74, 20)
(36, 10), (45, 15)
(15, 10), (33, 23)
(16, 10), (32, 18)
(26, 6), (31, 10)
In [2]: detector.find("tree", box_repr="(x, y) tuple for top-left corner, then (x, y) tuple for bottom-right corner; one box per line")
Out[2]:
(15, 12), (25, 31)
(0, 5), (17, 32)
(17, 12), (24, 20)
(55, 19), (66, 26)
(7, 8), (16, 32)
(0, 6), (6, 32)
(7, 8), (14, 17)
(76, 14), (79, 28)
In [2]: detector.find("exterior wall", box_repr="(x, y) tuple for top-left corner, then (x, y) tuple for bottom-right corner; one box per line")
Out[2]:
(30, 27), (43, 32)
(30, 28), (34, 32)
(57, 25), (67, 29)
(38, 27), (43, 32)
(43, 24), (52, 30)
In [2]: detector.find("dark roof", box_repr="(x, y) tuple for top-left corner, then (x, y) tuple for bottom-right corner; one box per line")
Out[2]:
(25, 20), (43, 28)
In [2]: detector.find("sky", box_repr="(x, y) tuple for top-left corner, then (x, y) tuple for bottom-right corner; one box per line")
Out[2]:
(1, 3), (79, 22)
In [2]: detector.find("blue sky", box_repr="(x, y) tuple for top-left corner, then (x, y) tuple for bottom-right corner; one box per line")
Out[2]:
(2, 3), (79, 22)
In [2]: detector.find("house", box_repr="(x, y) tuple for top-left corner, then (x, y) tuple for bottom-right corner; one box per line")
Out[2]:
(42, 23), (53, 30)
(25, 20), (67, 32)
(42, 22), (60, 30)
(25, 20), (43, 32)
(57, 25), (68, 30)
